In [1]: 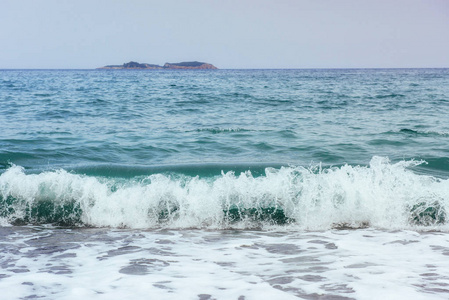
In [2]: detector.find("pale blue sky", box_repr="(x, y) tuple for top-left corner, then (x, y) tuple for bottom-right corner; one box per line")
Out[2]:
(1, 0), (448, 69)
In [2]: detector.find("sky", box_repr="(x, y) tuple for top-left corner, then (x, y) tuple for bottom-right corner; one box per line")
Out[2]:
(1, 0), (448, 69)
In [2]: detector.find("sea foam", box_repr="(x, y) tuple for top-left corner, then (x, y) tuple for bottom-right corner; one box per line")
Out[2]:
(0, 157), (448, 230)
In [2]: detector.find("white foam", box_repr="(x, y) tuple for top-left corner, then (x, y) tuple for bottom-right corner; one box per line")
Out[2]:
(1, 228), (448, 299)
(1, 157), (448, 230)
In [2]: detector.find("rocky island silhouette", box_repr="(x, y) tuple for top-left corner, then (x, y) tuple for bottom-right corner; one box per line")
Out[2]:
(98, 61), (218, 69)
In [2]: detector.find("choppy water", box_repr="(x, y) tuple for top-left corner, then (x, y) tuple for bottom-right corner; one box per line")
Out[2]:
(1, 69), (449, 299)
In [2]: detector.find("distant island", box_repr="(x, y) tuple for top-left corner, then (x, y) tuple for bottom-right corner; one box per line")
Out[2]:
(97, 61), (218, 70)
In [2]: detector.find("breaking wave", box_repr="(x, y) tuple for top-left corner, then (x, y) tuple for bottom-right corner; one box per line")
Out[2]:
(1, 157), (448, 230)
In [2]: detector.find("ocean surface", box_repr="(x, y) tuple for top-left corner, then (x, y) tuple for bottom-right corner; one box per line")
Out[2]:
(1, 68), (449, 299)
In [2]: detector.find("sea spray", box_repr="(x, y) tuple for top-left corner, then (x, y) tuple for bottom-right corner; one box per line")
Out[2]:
(1, 157), (448, 230)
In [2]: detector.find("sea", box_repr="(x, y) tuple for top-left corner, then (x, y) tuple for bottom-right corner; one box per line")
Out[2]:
(1, 68), (449, 299)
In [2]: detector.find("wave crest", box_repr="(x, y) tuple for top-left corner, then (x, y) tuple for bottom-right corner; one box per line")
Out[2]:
(0, 157), (448, 230)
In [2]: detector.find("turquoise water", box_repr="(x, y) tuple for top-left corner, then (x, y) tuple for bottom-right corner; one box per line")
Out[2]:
(1, 69), (449, 228)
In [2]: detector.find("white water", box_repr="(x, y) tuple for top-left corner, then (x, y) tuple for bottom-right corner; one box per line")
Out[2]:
(1, 228), (449, 300)
(1, 157), (448, 230)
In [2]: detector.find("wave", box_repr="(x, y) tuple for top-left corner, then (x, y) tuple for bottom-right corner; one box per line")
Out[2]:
(1, 157), (448, 230)
(396, 128), (449, 137)
(193, 128), (252, 134)
(374, 93), (405, 99)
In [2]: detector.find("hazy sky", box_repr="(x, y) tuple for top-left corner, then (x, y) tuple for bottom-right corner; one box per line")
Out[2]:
(1, 0), (448, 69)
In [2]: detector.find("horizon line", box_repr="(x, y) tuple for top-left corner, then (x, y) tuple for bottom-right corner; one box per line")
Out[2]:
(1, 67), (449, 70)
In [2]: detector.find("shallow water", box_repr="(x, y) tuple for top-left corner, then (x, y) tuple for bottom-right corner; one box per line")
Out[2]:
(1, 227), (449, 299)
